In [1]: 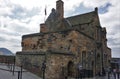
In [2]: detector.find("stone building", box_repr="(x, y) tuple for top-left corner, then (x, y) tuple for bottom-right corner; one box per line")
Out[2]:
(16, 0), (111, 79)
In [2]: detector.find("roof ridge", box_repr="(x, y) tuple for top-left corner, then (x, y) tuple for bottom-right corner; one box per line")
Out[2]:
(65, 11), (96, 19)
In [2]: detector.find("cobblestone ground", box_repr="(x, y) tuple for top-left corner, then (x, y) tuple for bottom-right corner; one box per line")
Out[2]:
(0, 63), (41, 79)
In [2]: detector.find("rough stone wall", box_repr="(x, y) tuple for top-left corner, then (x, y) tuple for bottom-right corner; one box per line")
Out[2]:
(95, 48), (102, 74)
(97, 27), (111, 72)
(22, 36), (39, 51)
(18, 29), (98, 78)
(107, 48), (111, 61)
(102, 29), (108, 69)
(45, 53), (74, 79)
(22, 30), (95, 55)
(20, 23), (110, 77)
(73, 11), (100, 40)
(107, 47), (111, 66)
(16, 52), (45, 77)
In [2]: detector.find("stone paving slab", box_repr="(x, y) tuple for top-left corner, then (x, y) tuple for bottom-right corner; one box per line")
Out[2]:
(0, 63), (41, 79)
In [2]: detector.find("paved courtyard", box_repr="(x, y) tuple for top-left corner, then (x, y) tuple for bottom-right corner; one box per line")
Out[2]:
(69, 73), (118, 79)
(69, 75), (116, 79)
(0, 63), (119, 79)
(0, 63), (41, 79)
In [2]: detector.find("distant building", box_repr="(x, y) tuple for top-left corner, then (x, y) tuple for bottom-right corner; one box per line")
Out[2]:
(16, 0), (111, 79)
(111, 58), (120, 69)
(0, 48), (15, 64)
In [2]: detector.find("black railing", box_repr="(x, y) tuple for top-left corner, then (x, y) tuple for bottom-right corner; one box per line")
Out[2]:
(0, 64), (26, 79)
(76, 69), (93, 79)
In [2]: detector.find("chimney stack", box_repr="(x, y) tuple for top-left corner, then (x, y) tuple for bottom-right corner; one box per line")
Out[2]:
(95, 7), (98, 13)
(40, 23), (48, 33)
(56, 0), (64, 19)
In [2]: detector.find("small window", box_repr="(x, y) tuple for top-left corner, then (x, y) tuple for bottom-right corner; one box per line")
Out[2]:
(69, 40), (72, 43)
(60, 46), (63, 49)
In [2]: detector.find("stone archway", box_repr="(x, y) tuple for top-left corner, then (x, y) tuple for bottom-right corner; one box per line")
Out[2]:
(67, 61), (74, 77)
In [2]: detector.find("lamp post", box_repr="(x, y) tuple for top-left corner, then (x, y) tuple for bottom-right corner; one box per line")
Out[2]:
(42, 61), (46, 79)
(20, 65), (23, 79)
(13, 56), (15, 75)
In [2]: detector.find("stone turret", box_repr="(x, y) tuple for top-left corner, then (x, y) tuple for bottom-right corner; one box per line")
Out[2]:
(56, 0), (64, 19)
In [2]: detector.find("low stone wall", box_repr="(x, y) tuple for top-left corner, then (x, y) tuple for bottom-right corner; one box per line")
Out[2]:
(16, 51), (45, 77)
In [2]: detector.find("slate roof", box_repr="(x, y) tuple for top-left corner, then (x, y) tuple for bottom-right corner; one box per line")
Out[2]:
(66, 11), (96, 26)
(45, 8), (71, 32)
(45, 7), (98, 32)
(22, 9), (98, 40)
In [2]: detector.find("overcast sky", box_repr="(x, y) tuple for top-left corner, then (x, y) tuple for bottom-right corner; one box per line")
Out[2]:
(0, 0), (120, 58)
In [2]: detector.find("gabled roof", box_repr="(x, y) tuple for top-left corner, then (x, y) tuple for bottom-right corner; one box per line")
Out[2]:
(66, 11), (96, 26)
(45, 8), (71, 32)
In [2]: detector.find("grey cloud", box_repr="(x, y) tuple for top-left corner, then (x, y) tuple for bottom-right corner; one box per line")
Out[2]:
(108, 37), (120, 46)
(8, 23), (31, 34)
(0, 35), (18, 43)
(99, 3), (112, 14)
(2, 30), (21, 36)
(9, 5), (41, 20)
(112, 48), (120, 57)
(107, 35), (120, 57)
(0, 26), (21, 37)
(9, 38), (21, 44)
(68, 3), (93, 16)
(0, 37), (6, 42)
(12, 44), (21, 47)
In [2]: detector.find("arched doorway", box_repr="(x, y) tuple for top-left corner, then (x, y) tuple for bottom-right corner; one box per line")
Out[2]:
(67, 61), (74, 77)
